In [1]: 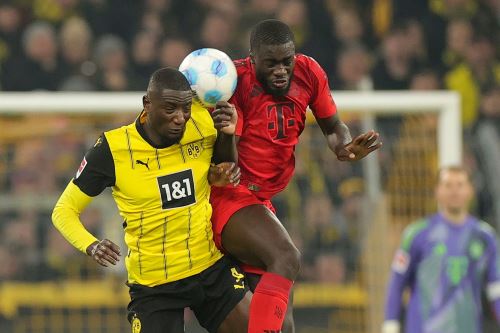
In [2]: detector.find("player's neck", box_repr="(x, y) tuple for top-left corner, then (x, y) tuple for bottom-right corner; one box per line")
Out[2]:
(440, 209), (468, 225)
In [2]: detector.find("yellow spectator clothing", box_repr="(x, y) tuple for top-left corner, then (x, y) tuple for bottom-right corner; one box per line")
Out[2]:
(445, 63), (500, 127)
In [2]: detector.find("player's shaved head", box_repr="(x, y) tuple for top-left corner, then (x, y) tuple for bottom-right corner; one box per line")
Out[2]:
(147, 67), (191, 94)
(250, 19), (295, 51)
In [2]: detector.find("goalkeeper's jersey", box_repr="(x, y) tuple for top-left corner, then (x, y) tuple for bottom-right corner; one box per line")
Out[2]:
(73, 102), (223, 286)
(384, 213), (500, 333)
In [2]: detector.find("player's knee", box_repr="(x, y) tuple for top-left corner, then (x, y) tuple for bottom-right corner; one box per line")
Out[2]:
(285, 245), (301, 278)
(272, 242), (301, 280)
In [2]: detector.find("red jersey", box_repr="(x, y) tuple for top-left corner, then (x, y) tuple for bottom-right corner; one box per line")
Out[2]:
(230, 54), (337, 200)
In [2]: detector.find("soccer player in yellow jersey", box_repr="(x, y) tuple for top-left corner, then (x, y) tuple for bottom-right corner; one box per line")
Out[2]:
(52, 67), (251, 332)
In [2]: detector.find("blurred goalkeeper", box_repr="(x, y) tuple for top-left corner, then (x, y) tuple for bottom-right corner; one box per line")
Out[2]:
(52, 67), (251, 332)
(383, 166), (500, 333)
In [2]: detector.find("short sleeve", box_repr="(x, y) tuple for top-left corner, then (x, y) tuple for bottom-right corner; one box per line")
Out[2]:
(307, 56), (337, 119)
(72, 134), (115, 196)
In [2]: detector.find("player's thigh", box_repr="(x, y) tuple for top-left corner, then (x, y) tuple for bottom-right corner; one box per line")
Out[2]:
(216, 291), (252, 333)
(246, 272), (295, 333)
(193, 257), (250, 332)
(127, 308), (184, 333)
(221, 204), (296, 268)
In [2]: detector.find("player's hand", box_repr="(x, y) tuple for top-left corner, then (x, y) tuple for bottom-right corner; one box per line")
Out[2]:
(335, 130), (382, 161)
(86, 239), (121, 267)
(208, 162), (240, 187)
(212, 101), (237, 135)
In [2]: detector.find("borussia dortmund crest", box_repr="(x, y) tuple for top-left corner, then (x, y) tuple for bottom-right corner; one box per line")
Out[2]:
(185, 141), (203, 159)
(131, 315), (141, 333)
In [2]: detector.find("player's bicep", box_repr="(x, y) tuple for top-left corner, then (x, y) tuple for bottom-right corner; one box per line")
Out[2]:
(73, 135), (115, 197)
(307, 57), (337, 119)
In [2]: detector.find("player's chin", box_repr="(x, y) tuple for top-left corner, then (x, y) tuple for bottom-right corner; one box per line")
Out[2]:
(266, 84), (290, 96)
(166, 129), (185, 141)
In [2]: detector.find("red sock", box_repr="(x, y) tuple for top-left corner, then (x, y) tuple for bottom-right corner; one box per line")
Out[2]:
(248, 272), (293, 333)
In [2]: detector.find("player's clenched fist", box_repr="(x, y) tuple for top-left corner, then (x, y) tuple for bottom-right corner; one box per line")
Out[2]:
(208, 162), (241, 187)
(212, 101), (237, 135)
(86, 239), (121, 267)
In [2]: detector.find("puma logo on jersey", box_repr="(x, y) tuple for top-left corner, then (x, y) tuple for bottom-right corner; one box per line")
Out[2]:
(136, 159), (149, 170)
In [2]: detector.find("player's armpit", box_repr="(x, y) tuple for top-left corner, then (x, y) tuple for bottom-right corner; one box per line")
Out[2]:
(52, 181), (98, 254)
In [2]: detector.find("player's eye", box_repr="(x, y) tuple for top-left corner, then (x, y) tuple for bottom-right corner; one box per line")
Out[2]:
(265, 61), (276, 68)
(283, 58), (293, 66)
(162, 104), (178, 114)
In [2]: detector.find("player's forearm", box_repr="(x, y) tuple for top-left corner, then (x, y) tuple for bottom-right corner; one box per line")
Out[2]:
(318, 116), (352, 153)
(52, 181), (98, 254)
(212, 132), (237, 164)
(334, 119), (352, 144)
(384, 273), (406, 325)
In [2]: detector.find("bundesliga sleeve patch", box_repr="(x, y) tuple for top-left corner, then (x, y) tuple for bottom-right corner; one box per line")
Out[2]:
(392, 249), (410, 274)
(75, 157), (87, 179)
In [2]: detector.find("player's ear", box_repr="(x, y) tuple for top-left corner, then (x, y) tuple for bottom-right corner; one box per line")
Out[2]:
(143, 95), (150, 110)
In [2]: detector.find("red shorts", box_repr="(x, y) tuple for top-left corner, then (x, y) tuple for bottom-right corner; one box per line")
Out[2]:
(210, 184), (275, 274)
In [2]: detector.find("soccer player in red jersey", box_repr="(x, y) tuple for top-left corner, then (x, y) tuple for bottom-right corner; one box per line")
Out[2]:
(210, 19), (382, 333)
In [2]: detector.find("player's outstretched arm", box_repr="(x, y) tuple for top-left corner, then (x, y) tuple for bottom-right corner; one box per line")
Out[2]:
(212, 101), (238, 164)
(316, 114), (382, 161)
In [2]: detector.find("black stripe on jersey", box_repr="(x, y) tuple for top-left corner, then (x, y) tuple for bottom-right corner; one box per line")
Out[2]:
(204, 203), (215, 258)
(155, 149), (161, 169)
(162, 216), (167, 279)
(189, 118), (205, 140)
(186, 207), (193, 270)
(179, 145), (186, 163)
(137, 212), (144, 275)
(125, 128), (134, 169)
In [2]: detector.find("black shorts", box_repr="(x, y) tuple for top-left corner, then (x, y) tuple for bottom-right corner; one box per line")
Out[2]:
(127, 256), (248, 333)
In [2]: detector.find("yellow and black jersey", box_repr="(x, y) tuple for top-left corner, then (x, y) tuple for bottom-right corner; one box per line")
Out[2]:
(72, 101), (223, 286)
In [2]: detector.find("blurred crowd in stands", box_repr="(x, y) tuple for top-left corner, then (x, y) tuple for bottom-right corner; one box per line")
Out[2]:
(0, 0), (499, 284)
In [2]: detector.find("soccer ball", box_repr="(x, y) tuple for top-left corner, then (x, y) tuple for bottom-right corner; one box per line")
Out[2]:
(179, 48), (237, 108)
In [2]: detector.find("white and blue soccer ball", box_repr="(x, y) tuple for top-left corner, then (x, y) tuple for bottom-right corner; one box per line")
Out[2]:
(179, 48), (237, 108)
